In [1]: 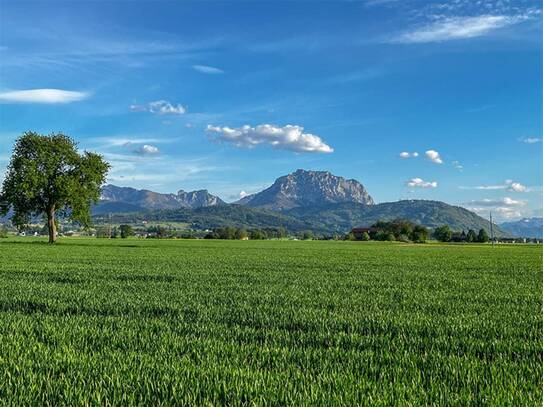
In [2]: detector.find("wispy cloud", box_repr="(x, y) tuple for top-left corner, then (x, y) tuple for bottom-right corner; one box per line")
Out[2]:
(452, 160), (464, 171)
(520, 137), (541, 144)
(193, 64), (224, 74)
(460, 180), (528, 192)
(0, 89), (89, 104)
(391, 14), (532, 44)
(206, 124), (334, 154)
(130, 100), (186, 115)
(406, 178), (437, 188)
(466, 197), (526, 207)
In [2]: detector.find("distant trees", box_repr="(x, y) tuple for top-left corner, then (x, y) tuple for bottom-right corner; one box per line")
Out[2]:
(120, 224), (134, 238)
(347, 219), (428, 243)
(478, 228), (489, 243)
(203, 226), (290, 240)
(433, 225), (452, 242)
(433, 225), (491, 243)
(0, 132), (109, 243)
(411, 225), (428, 243)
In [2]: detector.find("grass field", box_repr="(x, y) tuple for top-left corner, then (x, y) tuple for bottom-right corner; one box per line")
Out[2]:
(0, 238), (541, 405)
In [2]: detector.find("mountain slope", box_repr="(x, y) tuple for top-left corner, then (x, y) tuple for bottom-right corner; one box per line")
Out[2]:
(285, 200), (508, 236)
(500, 218), (543, 238)
(94, 205), (315, 233)
(99, 184), (225, 210)
(236, 169), (374, 210)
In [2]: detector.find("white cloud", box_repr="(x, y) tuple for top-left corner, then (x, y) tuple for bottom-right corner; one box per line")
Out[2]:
(0, 89), (89, 104)
(130, 100), (186, 115)
(193, 64), (224, 74)
(507, 180), (527, 193)
(460, 179), (528, 192)
(239, 190), (249, 198)
(206, 124), (334, 154)
(467, 197), (525, 207)
(399, 151), (419, 158)
(136, 144), (160, 155)
(425, 149), (443, 164)
(406, 178), (438, 188)
(520, 137), (541, 144)
(452, 160), (463, 171)
(392, 14), (530, 44)
(467, 206), (523, 220)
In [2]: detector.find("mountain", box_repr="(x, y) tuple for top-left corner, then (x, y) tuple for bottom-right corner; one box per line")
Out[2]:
(98, 184), (225, 211)
(284, 200), (509, 236)
(236, 169), (374, 210)
(94, 205), (316, 233)
(500, 218), (543, 238)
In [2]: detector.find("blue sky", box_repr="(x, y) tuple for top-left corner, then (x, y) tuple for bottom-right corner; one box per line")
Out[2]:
(0, 0), (542, 221)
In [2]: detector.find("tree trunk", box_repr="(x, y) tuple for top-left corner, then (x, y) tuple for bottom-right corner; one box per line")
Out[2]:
(47, 206), (56, 244)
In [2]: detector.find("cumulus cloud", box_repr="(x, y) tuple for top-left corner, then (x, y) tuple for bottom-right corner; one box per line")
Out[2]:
(506, 180), (527, 193)
(193, 64), (224, 74)
(406, 178), (438, 188)
(206, 124), (334, 154)
(0, 89), (89, 104)
(425, 149), (443, 164)
(136, 144), (160, 155)
(239, 190), (249, 199)
(130, 100), (186, 115)
(392, 14), (530, 44)
(520, 137), (541, 144)
(467, 206), (523, 220)
(399, 151), (419, 158)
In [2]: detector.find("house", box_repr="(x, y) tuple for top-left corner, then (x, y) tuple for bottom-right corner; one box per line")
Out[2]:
(351, 227), (377, 240)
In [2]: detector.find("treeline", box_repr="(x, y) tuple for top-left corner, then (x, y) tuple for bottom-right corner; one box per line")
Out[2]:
(346, 219), (428, 243)
(433, 225), (489, 243)
(204, 227), (288, 240)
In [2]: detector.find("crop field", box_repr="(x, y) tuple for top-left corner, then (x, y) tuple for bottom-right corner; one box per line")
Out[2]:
(0, 238), (541, 405)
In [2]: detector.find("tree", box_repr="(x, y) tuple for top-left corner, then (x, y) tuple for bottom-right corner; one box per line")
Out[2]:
(120, 224), (134, 239)
(235, 228), (248, 240)
(345, 232), (356, 241)
(301, 230), (314, 240)
(0, 132), (109, 243)
(0, 225), (7, 238)
(360, 231), (370, 241)
(466, 229), (477, 243)
(477, 228), (489, 243)
(433, 225), (452, 242)
(410, 225), (428, 243)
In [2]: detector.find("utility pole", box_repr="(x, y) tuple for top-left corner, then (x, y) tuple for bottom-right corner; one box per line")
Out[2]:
(490, 211), (494, 246)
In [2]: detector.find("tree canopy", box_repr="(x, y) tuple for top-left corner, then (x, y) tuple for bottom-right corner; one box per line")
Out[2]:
(0, 132), (110, 243)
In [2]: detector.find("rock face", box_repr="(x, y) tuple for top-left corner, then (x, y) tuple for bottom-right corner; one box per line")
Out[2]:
(100, 185), (225, 210)
(236, 169), (374, 210)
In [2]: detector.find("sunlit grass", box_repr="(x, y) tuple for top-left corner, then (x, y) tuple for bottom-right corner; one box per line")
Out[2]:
(0, 238), (541, 404)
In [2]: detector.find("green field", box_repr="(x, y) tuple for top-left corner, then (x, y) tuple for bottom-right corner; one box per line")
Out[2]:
(0, 238), (541, 405)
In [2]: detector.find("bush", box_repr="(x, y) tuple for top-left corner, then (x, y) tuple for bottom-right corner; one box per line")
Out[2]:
(120, 225), (134, 239)
(0, 225), (8, 238)
(434, 225), (452, 242)
(478, 228), (489, 243)
(410, 225), (428, 243)
(360, 232), (370, 241)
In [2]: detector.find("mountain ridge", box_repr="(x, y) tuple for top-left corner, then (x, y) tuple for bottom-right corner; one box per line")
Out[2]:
(235, 169), (374, 210)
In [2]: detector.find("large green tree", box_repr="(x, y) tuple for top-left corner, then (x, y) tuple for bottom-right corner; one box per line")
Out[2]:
(0, 132), (110, 243)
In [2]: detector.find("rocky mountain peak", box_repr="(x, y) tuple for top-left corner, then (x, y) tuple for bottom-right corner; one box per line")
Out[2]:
(237, 169), (374, 210)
